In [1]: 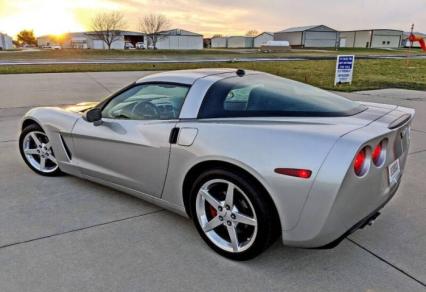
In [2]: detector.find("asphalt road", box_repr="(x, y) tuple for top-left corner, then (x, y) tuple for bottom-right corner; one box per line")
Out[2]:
(0, 72), (425, 291)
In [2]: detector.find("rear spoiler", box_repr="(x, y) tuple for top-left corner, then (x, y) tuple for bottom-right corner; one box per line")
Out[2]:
(388, 113), (412, 129)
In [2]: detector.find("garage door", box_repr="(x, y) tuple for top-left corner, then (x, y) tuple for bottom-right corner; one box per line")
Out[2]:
(304, 31), (337, 47)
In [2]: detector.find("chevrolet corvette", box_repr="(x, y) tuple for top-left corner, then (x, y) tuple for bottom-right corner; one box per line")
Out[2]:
(19, 69), (414, 260)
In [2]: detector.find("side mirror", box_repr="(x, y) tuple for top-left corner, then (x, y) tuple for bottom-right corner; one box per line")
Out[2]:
(84, 108), (102, 125)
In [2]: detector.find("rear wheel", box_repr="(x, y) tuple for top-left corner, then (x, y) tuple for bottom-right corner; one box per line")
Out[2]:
(190, 168), (278, 260)
(19, 124), (63, 176)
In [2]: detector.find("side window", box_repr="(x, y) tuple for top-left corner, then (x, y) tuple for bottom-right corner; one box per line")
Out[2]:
(198, 74), (364, 118)
(102, 83), (190, 120)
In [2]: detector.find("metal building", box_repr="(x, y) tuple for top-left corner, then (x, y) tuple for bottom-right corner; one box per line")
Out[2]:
(274, 25), (339, 48)
(155, 29), (203, 50)
(37, 31), (144, 49)
(227, 36), (254, 48)
(253, 32), (273, 48)
(211, 37), (228, 48)
(339, 29), (403, 48)
(0, 33), (13, 50)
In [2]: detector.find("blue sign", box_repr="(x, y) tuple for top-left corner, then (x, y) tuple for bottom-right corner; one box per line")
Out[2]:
(335, 55), (355, 85)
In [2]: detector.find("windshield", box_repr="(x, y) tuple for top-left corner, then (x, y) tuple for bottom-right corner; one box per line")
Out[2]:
(198, 74), (366, 118)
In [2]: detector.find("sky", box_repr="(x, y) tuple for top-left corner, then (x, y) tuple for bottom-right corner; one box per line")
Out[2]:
(0, 0), (425, 37)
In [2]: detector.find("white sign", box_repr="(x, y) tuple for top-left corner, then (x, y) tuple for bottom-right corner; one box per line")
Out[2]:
(334, 55), (355, 85)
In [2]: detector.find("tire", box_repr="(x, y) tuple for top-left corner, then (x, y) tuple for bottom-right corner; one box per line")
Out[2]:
(189, 168), (279, 260)
(19, 124), (64, 177)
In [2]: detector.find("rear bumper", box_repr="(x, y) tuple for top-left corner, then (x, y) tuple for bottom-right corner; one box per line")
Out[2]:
(282, 174), (402, 248)
(281, 105), (413, 248)
(313, 180), (400, 249)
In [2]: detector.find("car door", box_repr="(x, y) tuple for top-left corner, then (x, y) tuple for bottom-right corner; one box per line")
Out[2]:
(71, 82), (190, 197)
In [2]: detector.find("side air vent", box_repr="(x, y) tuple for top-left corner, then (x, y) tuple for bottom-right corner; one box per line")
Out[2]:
(60, 135), (72, 160)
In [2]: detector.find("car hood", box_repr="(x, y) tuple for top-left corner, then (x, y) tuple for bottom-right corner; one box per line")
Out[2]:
(60, 102), (99, 113)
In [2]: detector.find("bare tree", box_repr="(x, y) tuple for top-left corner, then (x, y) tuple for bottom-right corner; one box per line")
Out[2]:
(139, 14), (170, 49)
(245, 29), (259, 37)
(89, 11), (127, 49)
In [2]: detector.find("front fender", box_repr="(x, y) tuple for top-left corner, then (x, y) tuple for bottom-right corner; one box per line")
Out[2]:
(21, 107), (82, 171)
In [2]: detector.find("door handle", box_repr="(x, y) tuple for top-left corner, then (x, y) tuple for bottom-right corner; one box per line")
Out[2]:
(169, 127), (180, 144)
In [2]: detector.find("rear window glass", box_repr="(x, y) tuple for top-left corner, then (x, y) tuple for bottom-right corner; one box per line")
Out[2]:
(198, 74), (365, 118)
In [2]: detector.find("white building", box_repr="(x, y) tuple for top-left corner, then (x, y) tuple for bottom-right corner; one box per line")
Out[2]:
(211, 37), (228, 48)
(274, 25), (339, 48)
(339, 29), (403, 48)
(254, 32), (273, 48)
(155, 29), (203, 50)
(227, 36), (254, 48)
(0, 33), (13, 50)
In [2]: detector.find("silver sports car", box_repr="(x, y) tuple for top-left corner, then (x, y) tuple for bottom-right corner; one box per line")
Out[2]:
(19, 69), (414, 260)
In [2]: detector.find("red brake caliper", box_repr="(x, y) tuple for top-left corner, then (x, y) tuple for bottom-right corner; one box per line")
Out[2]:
(208, 204), (217, 218)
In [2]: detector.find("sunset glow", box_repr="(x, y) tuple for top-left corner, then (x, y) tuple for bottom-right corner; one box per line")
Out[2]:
(0, 0), (425, 38)
(0, 0), (121, 36)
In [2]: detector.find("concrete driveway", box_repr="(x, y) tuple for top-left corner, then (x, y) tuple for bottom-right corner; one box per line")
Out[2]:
(0, 72), (425, 291)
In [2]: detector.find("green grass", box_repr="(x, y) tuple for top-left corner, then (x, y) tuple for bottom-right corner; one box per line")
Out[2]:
(0, 48), (423, 60)
(1, 59), (424, 91)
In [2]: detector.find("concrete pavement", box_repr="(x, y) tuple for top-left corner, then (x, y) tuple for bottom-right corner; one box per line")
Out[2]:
(0, 72), (425, 291)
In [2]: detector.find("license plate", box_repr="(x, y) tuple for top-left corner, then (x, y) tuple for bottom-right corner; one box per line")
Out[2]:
(388, 159), (401, 186)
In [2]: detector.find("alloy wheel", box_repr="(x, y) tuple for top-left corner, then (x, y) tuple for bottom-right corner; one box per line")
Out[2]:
(195, 179), (258, 253)
(22, 131), (58, 173)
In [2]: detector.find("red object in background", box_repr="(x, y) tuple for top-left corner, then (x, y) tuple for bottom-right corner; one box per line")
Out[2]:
(408, 34), (426, 51)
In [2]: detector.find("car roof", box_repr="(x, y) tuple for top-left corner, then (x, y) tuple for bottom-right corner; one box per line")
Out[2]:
(135, 68), (250, 85)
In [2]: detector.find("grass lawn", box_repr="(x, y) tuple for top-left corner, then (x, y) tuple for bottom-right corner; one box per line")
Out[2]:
(0, 48), (423, 60)
(0, 59), (424, 91)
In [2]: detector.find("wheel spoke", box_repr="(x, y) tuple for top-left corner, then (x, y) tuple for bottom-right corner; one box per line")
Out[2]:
(30, 133), (42, 147)
(199, 188), (220, 210)
(226, 225), (239, 252)
(48, 155), (58, 165)
(234, 211), (257, 226)
(225, 183), (235, 207)
(24, 148), (39, 155)
(39, 157), (46, 170)
(202, 216), (222, 232)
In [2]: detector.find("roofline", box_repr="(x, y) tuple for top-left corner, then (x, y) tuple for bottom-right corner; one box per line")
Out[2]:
(255, 32), (274, 37)
(340, 29), (404, 33)
(277, 25), (337, 33)
(158, 28), (203, 36)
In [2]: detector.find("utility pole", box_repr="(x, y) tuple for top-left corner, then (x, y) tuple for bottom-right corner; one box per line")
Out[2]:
(406, 23), (414, 67)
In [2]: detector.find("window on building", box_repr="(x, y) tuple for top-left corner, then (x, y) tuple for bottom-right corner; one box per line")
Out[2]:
(382, 41), (386, 45)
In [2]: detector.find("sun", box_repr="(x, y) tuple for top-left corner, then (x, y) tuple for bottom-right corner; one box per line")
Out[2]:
(20, 0), (84, 36)
(0, 0), (122, 37)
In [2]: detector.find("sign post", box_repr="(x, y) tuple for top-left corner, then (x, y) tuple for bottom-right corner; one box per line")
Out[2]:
(334, 55), (355, 86)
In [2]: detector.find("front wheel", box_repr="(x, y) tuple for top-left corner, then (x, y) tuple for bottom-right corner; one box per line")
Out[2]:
(19, 124), (63, 176)
(190, 168), (279, 260)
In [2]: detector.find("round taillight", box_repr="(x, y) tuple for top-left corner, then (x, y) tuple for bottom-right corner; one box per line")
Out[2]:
(354, 147), (370, 176)
(372, 140), (386, 167)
